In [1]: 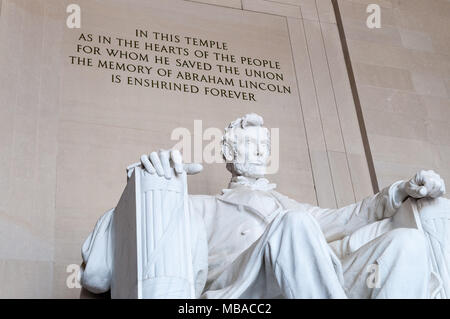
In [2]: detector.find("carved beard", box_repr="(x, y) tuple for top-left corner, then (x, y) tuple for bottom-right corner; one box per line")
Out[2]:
(227, 162), (266, 178)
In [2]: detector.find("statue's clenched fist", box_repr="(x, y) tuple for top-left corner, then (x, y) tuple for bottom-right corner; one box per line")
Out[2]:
(140, 149), (203, 179)
(404, 170), (446, 199)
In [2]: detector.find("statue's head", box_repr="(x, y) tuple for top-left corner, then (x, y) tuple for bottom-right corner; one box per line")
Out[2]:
(221, 113), (270, 178)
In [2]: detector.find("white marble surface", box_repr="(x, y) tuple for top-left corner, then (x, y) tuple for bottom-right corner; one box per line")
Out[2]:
(81, 114), (450, 298)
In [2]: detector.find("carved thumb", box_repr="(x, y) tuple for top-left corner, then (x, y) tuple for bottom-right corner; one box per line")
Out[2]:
(406, 180), (428, 198)
(183, 163), (203, 175)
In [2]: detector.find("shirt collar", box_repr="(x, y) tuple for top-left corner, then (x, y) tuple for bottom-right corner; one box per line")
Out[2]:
(224, 175), (277, 193)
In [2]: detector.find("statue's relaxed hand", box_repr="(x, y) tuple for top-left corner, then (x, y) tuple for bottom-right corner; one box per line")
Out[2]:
(404, 170), (446, 199)
(140, 149), (203, 179)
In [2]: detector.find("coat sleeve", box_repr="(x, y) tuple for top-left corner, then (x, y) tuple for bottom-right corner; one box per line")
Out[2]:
(308, 181), (405, 242)
(188, 195), (214, 297)
(80, 208), (114, 294)
(279, 181), (405, 242)
(189, 201), (209, 298)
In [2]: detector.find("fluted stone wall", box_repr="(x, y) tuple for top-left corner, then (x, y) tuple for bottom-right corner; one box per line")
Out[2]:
(338, 0), (450, 193)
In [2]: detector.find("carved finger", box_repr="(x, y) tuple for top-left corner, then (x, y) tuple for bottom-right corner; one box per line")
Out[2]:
(150, 152), (164, 177)
(407, 181), (427, 198)
(436, 187), (445, 198)
(159, 149), (172, 179)
(171, 149), (184, 175)
(413, 173), (422, 185)
(429, 181), (443, 198)
(140, 154), (156, 174)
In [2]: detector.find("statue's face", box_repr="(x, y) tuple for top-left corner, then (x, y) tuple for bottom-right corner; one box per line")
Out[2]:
(229, 126), (270, 178)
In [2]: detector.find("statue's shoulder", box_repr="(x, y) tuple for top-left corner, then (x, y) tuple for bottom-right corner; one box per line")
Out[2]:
(270, 190), (310, 210)
(188, 194), (218, 207)
(188, 194), (219, 219)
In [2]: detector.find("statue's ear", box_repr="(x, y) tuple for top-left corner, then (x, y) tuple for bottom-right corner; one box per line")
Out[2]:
(222, 142), (234, 162)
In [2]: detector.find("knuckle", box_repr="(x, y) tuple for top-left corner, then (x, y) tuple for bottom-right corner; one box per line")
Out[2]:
(171, 149), (182, 161)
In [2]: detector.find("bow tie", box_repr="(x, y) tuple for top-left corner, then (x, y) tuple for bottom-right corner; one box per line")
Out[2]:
(225, 176), (277, 192)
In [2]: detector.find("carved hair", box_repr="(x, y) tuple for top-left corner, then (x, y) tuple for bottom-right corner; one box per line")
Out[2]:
(221, 113), (270, 163)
